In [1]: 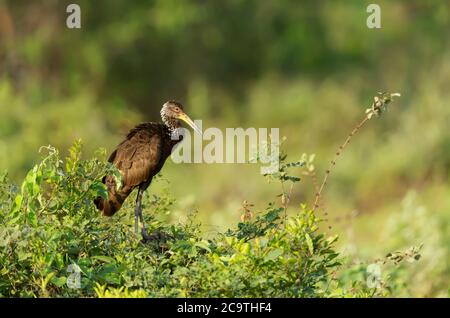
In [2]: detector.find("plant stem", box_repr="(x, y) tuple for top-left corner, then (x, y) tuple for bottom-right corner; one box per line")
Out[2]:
(313, 114), (371, 212)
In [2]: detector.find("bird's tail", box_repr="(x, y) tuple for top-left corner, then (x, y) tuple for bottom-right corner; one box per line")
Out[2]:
(94, 176), (131, 216)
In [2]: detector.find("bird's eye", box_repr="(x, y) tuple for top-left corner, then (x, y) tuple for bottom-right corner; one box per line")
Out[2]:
(174, 107), (180, 112)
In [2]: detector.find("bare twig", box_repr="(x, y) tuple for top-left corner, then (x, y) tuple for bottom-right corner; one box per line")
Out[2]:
(312, 92), (401, 212)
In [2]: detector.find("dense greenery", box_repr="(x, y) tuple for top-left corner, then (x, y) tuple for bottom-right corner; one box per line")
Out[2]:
(0, 1), (448, 297)
(0, 142), (426, 297)
(0, 143), (333, 297)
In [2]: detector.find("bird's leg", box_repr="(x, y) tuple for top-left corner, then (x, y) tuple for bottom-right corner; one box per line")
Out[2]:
(139, 209), (150, 240)
(135, 187), (152, 241)
(134, 189), (142, 237)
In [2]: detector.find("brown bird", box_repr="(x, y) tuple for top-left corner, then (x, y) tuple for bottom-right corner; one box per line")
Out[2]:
(94, 101), (201, 241)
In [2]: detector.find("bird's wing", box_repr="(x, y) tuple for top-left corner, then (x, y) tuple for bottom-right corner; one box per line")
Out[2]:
(110, 130), (163, 189)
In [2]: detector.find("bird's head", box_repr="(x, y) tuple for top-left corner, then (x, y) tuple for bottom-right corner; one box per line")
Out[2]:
(160, 101), (201, 134)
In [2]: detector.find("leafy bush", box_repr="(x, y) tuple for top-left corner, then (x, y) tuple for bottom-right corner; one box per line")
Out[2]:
(0, 141), (348, 297)
(0, 92), (424, 298)
(0, 140), (425, 298)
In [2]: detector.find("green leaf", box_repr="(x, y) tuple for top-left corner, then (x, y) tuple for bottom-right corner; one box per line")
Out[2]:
(305, 233), (314, 254)
(194, 241), (211, 253)
(97, 264), (121, 285)
(265, 249), (283, 261)
(51, 276), (67, 287)
(27, 208), (38, 227)
(286, 161), (305, 168)
(90, 182), (108, 199)
(11, 194), (23, 213)
(91, 255), (115, 263)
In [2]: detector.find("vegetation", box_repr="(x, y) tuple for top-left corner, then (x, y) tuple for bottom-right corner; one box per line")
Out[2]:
(0, 1), (449, 297)
(0, 140), (423, 297)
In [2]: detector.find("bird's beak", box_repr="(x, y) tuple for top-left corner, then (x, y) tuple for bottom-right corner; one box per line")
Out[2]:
(177, 112), (202, 135)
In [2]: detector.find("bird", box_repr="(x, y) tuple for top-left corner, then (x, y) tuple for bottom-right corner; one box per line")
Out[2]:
(94, 101), (201, 241)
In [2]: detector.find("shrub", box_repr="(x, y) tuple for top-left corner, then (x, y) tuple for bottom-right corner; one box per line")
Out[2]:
(0, 141), (343, 297)
(0, 92), (423, 298)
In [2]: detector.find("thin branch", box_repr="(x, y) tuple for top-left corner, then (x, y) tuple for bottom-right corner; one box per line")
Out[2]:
(313, 115), (370, 211)
(312, 92), (401, 213)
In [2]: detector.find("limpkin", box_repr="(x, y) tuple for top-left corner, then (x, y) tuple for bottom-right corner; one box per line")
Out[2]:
(94, 101), (201, 241)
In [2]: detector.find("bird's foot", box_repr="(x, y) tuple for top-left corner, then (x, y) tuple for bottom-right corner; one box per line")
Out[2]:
(141, 227), (157, 242)
(140, 229), (173, 247)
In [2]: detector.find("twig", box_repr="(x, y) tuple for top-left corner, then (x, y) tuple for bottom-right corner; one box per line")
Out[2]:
(312, 92), (401, 212)
(313, 115), (370, 211)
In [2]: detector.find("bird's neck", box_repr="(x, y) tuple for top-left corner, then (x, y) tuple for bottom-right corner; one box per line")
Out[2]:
(162, 115), (181, 132)
(162, 117), (184, 145)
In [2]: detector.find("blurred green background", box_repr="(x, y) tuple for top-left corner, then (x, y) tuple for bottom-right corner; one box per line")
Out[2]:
(0, 0), (449, 296)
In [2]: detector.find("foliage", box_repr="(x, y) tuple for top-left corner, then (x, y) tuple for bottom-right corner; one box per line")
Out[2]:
(0, 143), (424, 297)
(0, 1), (448, 297)
(0, 143), (335, 297)
(378, 193), (450, 297)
